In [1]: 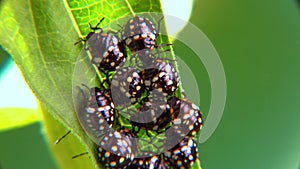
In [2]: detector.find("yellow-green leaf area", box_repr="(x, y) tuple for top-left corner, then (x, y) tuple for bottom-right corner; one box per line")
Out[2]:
(0, 108), (40, 131)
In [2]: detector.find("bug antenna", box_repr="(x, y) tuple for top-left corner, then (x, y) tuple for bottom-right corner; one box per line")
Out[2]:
(54, 131), (71, 144)
(74, 38), (86, 46)
(81, 83), (90, 91)
(90, 17), (105, 31)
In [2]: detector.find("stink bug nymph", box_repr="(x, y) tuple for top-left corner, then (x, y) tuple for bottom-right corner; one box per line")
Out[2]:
(122, 16), (163, 53)
(76, 18), (127, 71)
(76, 84), (116, 141)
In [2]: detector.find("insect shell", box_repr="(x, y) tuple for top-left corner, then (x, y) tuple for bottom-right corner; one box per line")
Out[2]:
(129, 95), (170, 135)
(163, 137), (198, 169)
(97, 129), (137, 169)
(122, 16), (160, 53)
(86, 31), (127, 71)
(76, 18), (127, 71)
(139, 58), (180, 96)
(166, 97), (203, 139)
(111, 67), (146, 106)
(129, 155), (167, 169)
(76, 86), (116, 140)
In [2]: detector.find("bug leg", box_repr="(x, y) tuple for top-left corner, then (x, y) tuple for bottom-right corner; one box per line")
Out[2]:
(72, 152), (89, 159)
(74, 38), (86, 46)
(89, 17), (105, 33)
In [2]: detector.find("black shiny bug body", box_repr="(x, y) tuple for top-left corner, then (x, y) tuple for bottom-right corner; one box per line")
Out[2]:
(97, 129), (137, 169)
(163, 137), (198, 169)
(76, 18), (127, 71)
(77, 86), (116, 139)
(122, 16), (161, 53)
(87, 32), (127, 71)
(165, 97), (203, 146)
(151, 60), (179, 95)
(129, 155), (167, 169)
(129, 93), (170, 136)
(111, 67), (146, 106)
(139, 58), (180, 96)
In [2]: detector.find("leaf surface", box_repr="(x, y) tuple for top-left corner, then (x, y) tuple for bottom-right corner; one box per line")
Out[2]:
(0, 108), (40, 131)
(0, 0), (201, 168)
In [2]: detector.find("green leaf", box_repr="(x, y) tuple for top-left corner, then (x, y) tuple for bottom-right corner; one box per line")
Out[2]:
(0, 108), (40, 131)
(0, 0), (201, 168)
(191, 159), (202, 169)
(41, 103), (99, 169)
(0, 0), (99, 168)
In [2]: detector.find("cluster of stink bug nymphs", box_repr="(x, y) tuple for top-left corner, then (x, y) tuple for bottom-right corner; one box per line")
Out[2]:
(75, 15), (203, 169)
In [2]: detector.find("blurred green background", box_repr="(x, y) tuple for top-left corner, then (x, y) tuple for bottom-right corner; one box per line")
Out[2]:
(0, 0), (299, 169)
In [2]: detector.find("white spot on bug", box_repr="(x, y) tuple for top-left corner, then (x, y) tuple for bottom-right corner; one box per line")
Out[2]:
(125, 92), (131, 97)
(188, 139), (193, 147)
(121, 82), (126, 86)
(138, 17), (144, 21)
(192, 103), (199, 110)
(112, 37), (118, 44)
(190, 130), (196, 136)
(164, 151), (171, 157)
(152, 76), (159, 82)
(174, 118), (181, 124)
(127, 76), (132, 82)
(86, 107), (95, 114)
(141, 33), (147, 38)
(132, 72), (138, 77)
(111, 146), (118, 152)
(167, 80), (173, 86)
(105, 151), (110, 158)
(126, 38), (132, 45)
(189, 109), (195, 116)
(183, 113), (190, 120)
(159, 72), (166, 78)
(110, 161), (117, 167)
(131, 98), (136, 102)
(149, 33), (156, 40)
(114, 131), (121, 138)
(174, 149), (180, 154)
(120, 87), (126, 93)
(199, 117), (202, 123)
(140, 22), (146, 27)
(177, 160), (183, 166)
(99, 118), (104, 123)
(119, 157), (125, 163)
(165, 64), (171, 72)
